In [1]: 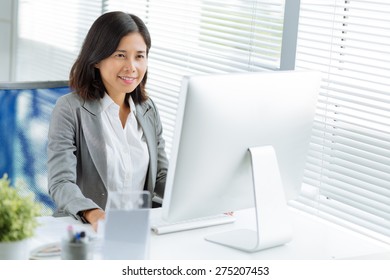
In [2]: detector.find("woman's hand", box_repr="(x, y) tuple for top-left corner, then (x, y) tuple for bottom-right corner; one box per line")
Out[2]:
(83, 208), (106, 232)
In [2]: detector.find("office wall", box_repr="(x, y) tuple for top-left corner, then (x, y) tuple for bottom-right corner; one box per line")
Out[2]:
(0, 0), (13, 81)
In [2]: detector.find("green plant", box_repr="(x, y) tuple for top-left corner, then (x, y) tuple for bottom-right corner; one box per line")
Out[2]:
(0, 174), (42, 242)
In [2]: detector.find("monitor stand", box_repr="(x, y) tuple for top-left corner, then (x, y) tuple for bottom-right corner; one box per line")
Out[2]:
(205, 146), (293, 252)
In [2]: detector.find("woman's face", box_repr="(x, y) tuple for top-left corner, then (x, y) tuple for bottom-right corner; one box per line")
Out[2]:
(95, 32), (148, 98)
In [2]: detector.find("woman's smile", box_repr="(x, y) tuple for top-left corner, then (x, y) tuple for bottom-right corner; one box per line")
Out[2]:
(118, 75), (137, 85)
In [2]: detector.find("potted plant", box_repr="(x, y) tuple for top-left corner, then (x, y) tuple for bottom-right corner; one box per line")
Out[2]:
(0, 174), (42, 259)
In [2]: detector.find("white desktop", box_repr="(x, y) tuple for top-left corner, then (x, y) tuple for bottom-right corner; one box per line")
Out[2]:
(152, 70), (322, 252)
(31, 207), (390, 260)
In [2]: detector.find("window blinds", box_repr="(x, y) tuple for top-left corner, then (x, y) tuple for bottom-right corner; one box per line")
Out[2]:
(15, 0), (103, 81)
(292, 0), (390, 243)
(104, 0), (286, 156)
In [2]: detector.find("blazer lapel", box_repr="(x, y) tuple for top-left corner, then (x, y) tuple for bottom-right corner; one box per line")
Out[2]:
(135, 101), (152, 139)
(80, 99), (108, 187)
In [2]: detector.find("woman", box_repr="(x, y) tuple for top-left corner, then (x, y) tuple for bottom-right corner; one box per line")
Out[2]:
(47, 11), (168, 230)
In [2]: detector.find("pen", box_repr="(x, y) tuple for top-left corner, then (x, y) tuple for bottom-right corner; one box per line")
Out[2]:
(74, 232), (81, 243)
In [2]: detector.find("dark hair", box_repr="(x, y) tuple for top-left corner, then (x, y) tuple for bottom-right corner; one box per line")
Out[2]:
(69, 11), (151, 104)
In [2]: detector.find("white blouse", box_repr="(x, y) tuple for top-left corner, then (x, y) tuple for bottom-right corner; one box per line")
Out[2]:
(100, 93), (149, 210)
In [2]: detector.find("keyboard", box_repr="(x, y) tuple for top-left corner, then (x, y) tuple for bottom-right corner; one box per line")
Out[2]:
(151, 214), (236, 235)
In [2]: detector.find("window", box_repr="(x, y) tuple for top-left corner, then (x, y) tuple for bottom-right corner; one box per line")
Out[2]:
(15, 0), (102, 81)
(292, 0), (390, 243)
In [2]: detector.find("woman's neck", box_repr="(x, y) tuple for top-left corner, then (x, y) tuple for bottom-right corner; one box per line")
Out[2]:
(119, 104), (130, 128)
(108, 92), (130, 128)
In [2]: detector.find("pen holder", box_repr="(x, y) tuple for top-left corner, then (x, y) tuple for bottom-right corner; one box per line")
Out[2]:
(61, 238), (92, 260)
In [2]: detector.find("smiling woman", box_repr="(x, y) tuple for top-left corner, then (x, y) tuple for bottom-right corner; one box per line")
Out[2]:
(47, 12), (168, 231)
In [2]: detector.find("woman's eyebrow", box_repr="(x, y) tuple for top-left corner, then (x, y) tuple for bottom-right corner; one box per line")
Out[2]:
(115, 50), (146, 54)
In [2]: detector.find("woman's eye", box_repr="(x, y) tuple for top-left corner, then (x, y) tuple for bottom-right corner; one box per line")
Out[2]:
(115, 53), (126, 58)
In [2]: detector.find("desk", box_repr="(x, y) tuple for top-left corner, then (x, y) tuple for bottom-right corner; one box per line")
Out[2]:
(30, 207), (390, 260)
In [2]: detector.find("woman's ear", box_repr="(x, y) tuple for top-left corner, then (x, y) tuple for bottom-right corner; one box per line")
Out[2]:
(94, 63), (100, 69)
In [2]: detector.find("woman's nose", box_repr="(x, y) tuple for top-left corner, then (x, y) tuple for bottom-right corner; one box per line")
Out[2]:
(124, 59), (136, 72)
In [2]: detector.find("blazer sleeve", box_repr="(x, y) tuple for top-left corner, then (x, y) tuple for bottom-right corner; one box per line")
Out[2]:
(47, 95), (100, 220)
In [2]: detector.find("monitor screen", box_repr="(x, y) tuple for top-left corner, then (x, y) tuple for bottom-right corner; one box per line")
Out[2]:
(162, 70), (321, 222)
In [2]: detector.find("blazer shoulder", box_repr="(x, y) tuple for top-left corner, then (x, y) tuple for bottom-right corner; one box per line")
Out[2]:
(143, 97), (155, 108)
(56, 92), (84, 107)
(56, 92), (103, 115)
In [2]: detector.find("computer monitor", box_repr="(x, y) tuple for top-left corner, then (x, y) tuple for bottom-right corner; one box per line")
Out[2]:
(161, 70), (321, 251)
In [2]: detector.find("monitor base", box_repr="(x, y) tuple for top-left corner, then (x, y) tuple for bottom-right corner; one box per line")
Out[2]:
(205, 146), (293, 252)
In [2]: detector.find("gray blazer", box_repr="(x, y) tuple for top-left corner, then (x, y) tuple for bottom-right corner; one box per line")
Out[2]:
(47, 92), (168, 221)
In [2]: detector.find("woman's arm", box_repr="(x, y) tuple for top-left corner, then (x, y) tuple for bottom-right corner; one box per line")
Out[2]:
(47, 94), (100, 220)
